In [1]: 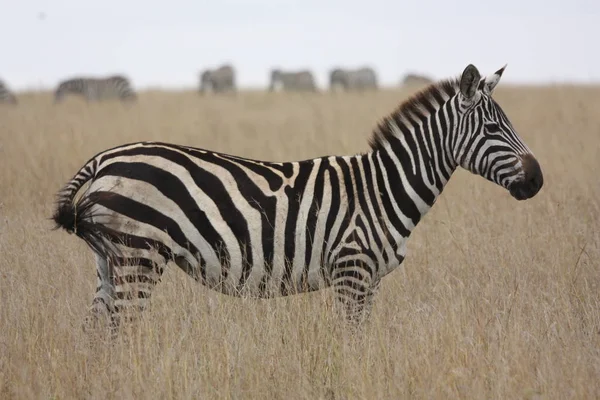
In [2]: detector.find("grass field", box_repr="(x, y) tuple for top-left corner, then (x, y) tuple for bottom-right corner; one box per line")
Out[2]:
(0, 85), (599, 399)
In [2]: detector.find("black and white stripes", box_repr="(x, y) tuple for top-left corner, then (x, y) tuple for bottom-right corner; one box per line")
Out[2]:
(54, 75), (137, 103)
(52, 64), (543, 334)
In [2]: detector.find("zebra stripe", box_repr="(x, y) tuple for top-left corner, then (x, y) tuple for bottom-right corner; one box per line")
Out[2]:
(54, 75), (137, 103)
(199, 64), (236, 94)
(329, 67), (378, 92)
(52, 64), (543, 335)
(0, 79), (17, 104)
(269, 69), (317, 92)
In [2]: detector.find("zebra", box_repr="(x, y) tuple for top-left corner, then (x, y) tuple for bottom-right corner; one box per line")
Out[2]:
(0, 79), (17, 104)
(199, 64), (236, 94)
(402, 73), (434, 87)
(54, 75), (137, 103)
(52, 63), (543, 335)
(329, 67), (378, 92)
(269, 69), (317, 92)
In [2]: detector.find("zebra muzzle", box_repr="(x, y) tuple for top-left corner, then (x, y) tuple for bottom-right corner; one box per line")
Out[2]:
(508, 154), (544, 200)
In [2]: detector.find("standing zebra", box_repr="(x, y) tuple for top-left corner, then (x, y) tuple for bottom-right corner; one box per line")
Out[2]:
(329, 67), (378, 92)
(52, 64), (543, 335)
(269, 69), (317, 92)
(54, 75), (137, 103)
(0, 79), (17, 104)
(199, 64), (236, 94)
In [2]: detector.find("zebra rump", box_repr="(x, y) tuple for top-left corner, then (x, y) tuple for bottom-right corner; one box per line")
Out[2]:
(52, 191), (123, 263)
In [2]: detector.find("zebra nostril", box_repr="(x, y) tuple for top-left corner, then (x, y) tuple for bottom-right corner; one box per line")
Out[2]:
(521, 153), (543, 191)
(530, 168), (543, 191)
(527, 174), (538, 187)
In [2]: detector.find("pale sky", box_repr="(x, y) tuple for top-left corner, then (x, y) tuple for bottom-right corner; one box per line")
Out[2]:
(1, 0), (598, 91)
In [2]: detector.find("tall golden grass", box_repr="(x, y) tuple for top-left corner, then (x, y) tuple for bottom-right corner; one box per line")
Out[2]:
(0, 85), (599, 399)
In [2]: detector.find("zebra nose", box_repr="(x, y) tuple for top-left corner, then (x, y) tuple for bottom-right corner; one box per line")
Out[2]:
(522, 153), (543, 192)
(508, 153), (543, 200)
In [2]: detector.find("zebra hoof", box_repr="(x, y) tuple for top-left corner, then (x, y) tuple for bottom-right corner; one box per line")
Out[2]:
(81, 308), (117, 339)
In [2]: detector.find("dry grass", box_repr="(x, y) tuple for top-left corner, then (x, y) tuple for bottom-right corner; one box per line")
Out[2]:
(0, 85), (599, 400)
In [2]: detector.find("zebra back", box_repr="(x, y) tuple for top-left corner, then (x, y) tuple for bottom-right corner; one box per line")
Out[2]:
(269, 69), (317, 92)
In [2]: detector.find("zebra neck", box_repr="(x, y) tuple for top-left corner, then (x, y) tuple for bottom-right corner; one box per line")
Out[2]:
(363, 119), (457, 242)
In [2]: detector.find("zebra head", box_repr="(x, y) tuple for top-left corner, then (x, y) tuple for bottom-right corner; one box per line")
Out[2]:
(54, 78), (85, 103)
(329, 68), (347, 91)
(109, 76), (137, 101)
(53, 80), (72, 103)
(454, 64), (543, 200)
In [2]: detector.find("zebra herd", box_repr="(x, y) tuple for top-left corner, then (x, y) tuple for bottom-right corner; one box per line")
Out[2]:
(198, 64), (398, 94)
(0, 65), (433, 105)
(51, 63), (544, 337)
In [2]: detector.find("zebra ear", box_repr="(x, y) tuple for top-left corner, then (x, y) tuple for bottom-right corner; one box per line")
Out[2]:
(482, 64), (507, 95)
(459, 64), (481, 100)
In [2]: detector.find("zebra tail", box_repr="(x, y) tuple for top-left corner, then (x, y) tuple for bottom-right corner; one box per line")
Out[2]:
(51, 159), (122, 262)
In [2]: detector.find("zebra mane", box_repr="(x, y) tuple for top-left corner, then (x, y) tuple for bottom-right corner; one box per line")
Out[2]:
(368, 77), (461, 151)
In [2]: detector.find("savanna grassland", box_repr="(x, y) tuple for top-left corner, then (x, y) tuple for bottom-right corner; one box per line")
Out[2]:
(0, 84), (599, 400)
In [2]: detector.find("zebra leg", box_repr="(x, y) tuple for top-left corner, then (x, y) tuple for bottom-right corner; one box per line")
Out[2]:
(331, 260), (380, 327)
(82, 253), (116, 335)
(110, 250), (167, 330)
(83, 245), (168, 337)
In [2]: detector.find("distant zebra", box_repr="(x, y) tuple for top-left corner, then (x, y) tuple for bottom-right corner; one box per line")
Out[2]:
(54, 75), (137, 103)
(402, 73), (433, 87)
(0, 80), (17, 104)
(199, 64), (236, 94)
(269, 69), (317, 92)
(52, 64), (543, 336)
(329, 67), (378, 92)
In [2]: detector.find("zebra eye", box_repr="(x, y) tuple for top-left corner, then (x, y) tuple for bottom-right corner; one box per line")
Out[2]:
(486, 123), (501, 133)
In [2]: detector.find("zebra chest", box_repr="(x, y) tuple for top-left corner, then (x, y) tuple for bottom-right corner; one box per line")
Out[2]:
(331, 212), (407, 279)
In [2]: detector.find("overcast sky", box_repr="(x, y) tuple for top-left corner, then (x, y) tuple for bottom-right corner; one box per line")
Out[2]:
(1, 0), (598, 90)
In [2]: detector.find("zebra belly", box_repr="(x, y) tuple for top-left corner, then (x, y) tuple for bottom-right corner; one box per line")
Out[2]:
(87, 170), (331, 298)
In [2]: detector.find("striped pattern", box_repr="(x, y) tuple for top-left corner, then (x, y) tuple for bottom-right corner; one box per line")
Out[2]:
(52, 64), (543, 335)
(329, 67), (378, 91)
(199, 64), (236, 94)
(269, 69), (317, 92)
(54, 75), (137, 103)
(0, 80), (17, 104)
